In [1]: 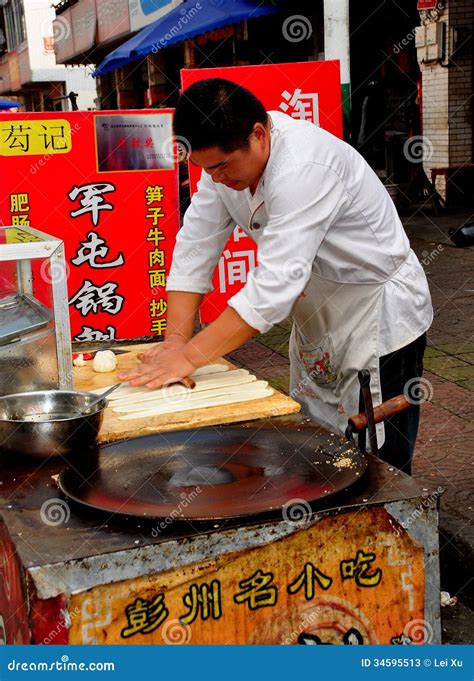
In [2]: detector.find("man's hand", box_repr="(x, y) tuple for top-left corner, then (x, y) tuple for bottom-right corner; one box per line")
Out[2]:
(118, 303), (258, 390)
(118, 345), (196, 389)
(135, 334), (186, 364)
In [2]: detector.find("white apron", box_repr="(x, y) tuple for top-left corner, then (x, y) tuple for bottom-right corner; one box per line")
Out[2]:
(289, 268), (388, 447)
(243, 184), (415, 449)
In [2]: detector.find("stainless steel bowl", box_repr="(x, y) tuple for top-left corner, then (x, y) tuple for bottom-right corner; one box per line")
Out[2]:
(0, 390), (108, 459)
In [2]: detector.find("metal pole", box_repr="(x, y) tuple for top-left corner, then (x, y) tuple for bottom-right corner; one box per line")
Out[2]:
(324, 0), (351, 139)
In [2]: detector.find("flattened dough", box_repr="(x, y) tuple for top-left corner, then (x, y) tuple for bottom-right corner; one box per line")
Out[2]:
(191, 364), (230, 377)
(118, 386), (274, 420)
(91, 363), (230, 399)
(111, 370), (254, 406)
(113, 380), (268, 413)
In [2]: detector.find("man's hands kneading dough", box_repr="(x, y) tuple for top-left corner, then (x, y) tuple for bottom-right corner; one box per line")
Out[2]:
(118, 336), (196, 389)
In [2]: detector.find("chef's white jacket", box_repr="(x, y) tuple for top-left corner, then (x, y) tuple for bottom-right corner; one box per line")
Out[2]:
(167, 111), (433, 357)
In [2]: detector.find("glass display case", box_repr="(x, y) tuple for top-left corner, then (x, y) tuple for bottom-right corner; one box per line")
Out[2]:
(0, 225), (73, 395)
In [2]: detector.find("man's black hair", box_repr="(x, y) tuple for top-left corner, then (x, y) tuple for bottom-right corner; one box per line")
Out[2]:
(173, 78), (267, 153)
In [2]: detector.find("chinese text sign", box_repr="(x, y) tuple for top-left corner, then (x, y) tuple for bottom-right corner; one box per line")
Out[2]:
(180, 61), (342, 323)
(0, 110), (179, 340)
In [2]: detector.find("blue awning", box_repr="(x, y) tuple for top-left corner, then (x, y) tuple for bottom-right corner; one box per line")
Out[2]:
(0, 98), (22, 109)
(93, 0), (280, 76)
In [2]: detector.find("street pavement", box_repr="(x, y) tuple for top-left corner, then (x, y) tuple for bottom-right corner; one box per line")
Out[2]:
(227, 208), (473, 643)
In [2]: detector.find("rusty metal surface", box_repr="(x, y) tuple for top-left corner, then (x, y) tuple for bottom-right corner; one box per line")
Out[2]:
(57, 425), (367, 521)
(386, 499), (442, 644)
(0, 415), (426, 572)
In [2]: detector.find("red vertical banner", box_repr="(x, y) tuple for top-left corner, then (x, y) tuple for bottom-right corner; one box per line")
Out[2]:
(180, 61), (343, 324)
(0, 110), (179, 341)
(0, 522), (30, 644)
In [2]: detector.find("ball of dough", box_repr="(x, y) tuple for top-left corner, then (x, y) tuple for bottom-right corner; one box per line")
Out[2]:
(92, 350), (117, 373)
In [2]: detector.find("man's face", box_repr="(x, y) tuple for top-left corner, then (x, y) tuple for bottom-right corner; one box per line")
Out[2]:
(189, 123), (270, 191)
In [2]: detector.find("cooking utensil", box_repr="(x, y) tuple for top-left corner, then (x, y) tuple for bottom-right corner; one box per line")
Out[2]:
(72, 383), (121, 416)
(172, 376), (196, 389)
(358, 370), (378, 455)
(347, 395), (412, 432)
(58, 426), (367, 521)
(0, 390), (108, 458)
(345, 370), (411, 455)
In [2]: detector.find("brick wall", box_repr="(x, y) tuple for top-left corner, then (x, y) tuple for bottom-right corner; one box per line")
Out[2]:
(448, 0), (473, 166)
(418, 0), (473, 198)
(422, 64), (449, 175)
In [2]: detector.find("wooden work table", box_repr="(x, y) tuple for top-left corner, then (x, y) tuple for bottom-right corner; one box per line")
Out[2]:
(73, 342), (301, 443)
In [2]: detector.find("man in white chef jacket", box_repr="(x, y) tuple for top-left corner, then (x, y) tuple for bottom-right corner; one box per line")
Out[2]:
(120, 79), (433, 475)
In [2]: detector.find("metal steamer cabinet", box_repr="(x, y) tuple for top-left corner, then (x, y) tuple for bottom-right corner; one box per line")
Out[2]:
(0, 414), (440, 646)
(0, 226), (73, 396)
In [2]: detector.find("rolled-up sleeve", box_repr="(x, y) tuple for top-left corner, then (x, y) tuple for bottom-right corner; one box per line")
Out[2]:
(167, 171), (235, 294)
(228, 162), (351, 332)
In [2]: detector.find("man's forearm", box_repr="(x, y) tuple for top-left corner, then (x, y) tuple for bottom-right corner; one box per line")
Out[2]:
(165, 291), (203, 341)
(183, 306), (259, 367)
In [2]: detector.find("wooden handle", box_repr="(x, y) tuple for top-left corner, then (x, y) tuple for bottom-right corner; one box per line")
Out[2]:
(173, 376), (196, 390)
(348, 394), (411, 432)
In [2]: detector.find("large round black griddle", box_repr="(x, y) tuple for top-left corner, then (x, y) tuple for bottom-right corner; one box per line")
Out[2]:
(58, 427), (367, 521)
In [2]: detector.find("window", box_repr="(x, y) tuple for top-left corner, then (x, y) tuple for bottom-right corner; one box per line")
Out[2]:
(3, 0), (26, 51)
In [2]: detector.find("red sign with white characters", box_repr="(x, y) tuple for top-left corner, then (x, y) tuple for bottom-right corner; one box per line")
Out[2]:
(417, 0), (440, 9)
(180, 61), (342, 323)
(0, 110), (179, 341)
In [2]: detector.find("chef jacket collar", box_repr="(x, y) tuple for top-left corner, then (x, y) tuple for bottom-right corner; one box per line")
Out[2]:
(246, 113), (276, 212)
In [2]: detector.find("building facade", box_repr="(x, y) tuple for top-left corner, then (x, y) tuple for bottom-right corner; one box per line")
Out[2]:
(2, 0), (471, 199)
(416, 0), (473, 201)
(0, 0), (96, 110)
